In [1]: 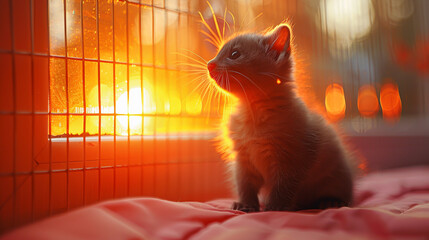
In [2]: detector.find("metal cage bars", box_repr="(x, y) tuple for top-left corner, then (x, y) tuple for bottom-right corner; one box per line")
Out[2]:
(0, 0), (235, 233)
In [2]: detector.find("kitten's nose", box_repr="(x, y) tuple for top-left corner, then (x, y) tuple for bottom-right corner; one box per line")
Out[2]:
(207, 62), (217, 72)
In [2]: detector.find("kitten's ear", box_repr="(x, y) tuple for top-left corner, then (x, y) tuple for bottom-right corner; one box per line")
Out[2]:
(265, 24), (291, 60)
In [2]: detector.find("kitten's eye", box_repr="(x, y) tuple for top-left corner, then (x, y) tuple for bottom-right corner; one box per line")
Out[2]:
(229, 50), (240, 60)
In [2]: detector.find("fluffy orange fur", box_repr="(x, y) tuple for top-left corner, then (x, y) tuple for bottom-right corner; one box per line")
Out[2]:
(208, 23), (357, 211)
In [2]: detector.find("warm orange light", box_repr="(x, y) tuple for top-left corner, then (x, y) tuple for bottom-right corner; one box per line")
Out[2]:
(325, 83), (346, 121)
(86, 84), (114, 135)
(164, 96), (181, 115)
(357, 85), (379, 117)
(380, 82), (402, 122)
(48, 0), (231, 137)
(87, 84), (114, 113)
(116, 87), (153, 134)
(185, 93), (202, 115)
(276, 79), (281, 85)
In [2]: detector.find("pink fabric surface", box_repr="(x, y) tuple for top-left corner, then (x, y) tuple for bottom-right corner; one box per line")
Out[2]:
(3, 166), (429, 240)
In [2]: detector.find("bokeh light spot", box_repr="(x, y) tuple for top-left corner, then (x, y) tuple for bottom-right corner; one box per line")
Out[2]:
(358, 85), (379, 117)
(325, 83), (346, 121)
(380, 82), (402, 122)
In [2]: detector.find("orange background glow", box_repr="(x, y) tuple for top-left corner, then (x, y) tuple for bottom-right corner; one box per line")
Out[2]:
(2, 0), (429, 234)
(358, 85), (379, 117)
(380, 82), (402, 121)
(325, 83), (346, 121)
(48, 0), (227, 137)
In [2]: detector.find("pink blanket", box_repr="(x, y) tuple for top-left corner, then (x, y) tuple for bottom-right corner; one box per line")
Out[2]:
(3, 166), (429, 240)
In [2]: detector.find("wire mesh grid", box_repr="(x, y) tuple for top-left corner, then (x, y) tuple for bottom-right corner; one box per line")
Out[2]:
(1, 0), (429, 234)
(0, 0), (245, 232)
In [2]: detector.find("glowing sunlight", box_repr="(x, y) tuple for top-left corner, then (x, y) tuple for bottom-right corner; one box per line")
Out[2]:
(116, 87), (155, 133)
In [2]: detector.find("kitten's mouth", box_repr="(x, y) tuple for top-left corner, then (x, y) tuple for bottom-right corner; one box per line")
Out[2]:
(207, 62), (221, 83)
(209, 71), (220, 82)
(208, 70), (217, 79)
(207, 62), (231, 92)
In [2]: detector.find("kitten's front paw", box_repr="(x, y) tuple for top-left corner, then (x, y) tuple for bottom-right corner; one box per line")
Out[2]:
(232, 201), (259, 213)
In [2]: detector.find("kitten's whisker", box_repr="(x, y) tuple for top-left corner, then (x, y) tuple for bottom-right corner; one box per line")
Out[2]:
(181, 49), (208, 64)
(200, 85), (212, 118)
(205, 75), (219, 119)
(187, 78), (209, 95)
(181, 69), (205, 77)
(213, 75), (225, 112)
(229, 70), (268, 98)
(207, 1), (223, 45)
(180, 69), (207, 75)
(246, 12), (263, 30)
(203, 38), (219, 49)
(222, 71), (230, 116)
(209, 85), (218, 118)
(226, 70), (231, 93)
(200, 30), (220, 49)
(222, 19), (232, 36)
(200, 78), (213, 106)
(200, 28), (221, 49)
(189, 86), (208, 104)
(178, 69), (207, 77)
(216, 84), (222, 115)
(181, 70), (207, 75)
(210, 87), (217, 119)
(186, 79), (207, 91)
(198, 12), (222, 47)
(174, 52), (207, 66)
(176, 60), (206, 67)
(198, 17), (221, 44)
(238, 12), (249, 33)
(176, 66), (206, 72)
(177, 66), (207, 73)
(185, 75), (208, 83)
(225, 71), (230, 90)
(228, 10), (236, 33)
(180, 73), (207, 85)
(222, 8), (227, 40)
(176, 62), (207, 69)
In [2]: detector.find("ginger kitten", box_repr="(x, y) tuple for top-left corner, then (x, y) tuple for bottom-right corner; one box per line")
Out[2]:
(207, 24), (356, 212)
